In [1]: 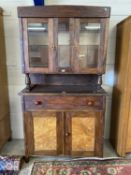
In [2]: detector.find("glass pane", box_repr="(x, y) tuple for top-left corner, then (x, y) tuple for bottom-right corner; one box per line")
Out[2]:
(33, 112), (57, 151)
(58, 21), (70, 68)
(28, 22), (48, 68)
(72, 112), (95, 152)
(79, 23), (100, 68)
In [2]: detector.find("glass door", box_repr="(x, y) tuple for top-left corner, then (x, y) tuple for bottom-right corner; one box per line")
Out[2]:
(28, 22), (48, 69)
(23, 18), (57, 73)
(57, 18), (74, 73)
(74, 19), (105, 73)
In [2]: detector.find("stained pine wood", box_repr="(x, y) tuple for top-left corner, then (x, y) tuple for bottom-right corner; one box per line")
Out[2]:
(19, 5), (109, 157)
(0, 8), (2, 15)
(57, 112), (64, 155)
(95, 111), (104, 157)
(48, 18), (58, 72)
(64, 112), (72, 155)
(24, 94), (104, 111)
(18, 6), (110, 18)
(0, 8), (11, 149)
(19, 6), (110, 75)
(110, 16), (131, 156)
(24, 112), (34, 157)
(29, 74), (99, 86)
(22, 18), (50, 73)
(21, 92), (106, 157)
(98, 18), (109, 73)
(73, 18), (109, 74)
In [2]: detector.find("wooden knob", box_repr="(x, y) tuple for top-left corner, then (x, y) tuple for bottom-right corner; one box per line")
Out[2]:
(65, 132), (70, 136)
(34, 101), (42, 105)
(61, 69), (66, 73)
(87, 101), (93, 106)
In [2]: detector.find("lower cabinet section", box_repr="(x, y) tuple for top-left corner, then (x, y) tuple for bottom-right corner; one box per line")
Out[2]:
(23, 109), (104, 157)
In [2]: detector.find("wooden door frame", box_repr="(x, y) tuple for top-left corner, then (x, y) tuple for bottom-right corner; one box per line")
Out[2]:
(73, 18), (109, 74)
(23, 111), (65, 157)
(56, 18), (75, 73)
(22, 18), (58, 73)
(64, 110), (104, 157)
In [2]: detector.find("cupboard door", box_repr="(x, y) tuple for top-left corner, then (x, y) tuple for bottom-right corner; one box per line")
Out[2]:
(65, 111), (104, 156)
(57, 18), (74, 73)
(74, 18), (108, 74)
(22, 18), (57, 73)
(24, 111), (64, 156)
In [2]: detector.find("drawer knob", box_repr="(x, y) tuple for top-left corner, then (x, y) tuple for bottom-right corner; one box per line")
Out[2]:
(65, 132), (70, 136)
(61, 69), (66, 73)
(87, 101), (93, 106)
(34, 101), (42, 105)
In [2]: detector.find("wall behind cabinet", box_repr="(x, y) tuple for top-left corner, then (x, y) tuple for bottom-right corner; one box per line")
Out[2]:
(0, 0), (130, 139)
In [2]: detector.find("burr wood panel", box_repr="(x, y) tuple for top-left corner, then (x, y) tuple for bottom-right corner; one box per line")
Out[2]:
(33, 111), (57, 152)
(72, 115), (95, 152)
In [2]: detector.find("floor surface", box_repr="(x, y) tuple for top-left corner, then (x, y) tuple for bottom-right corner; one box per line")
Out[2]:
(0, 139), (123, 175)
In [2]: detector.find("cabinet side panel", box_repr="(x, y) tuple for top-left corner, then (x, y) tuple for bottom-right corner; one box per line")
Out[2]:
(110, 18), (131, 156)
(126, 98), (131, 151)
(0, 13), (11, 148)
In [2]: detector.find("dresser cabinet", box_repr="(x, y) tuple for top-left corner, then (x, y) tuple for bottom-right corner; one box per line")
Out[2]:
(110, 16), (131, 156)
(0, 8), (11, 149)
(22, 93), (105, 157)
(18, 6), (110, 159)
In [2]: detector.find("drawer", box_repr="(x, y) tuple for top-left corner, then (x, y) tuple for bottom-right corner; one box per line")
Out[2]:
(24, 95), (104, 111)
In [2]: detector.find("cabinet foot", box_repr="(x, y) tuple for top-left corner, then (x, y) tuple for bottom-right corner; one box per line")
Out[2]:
(8, 136), (12, 142)
(23, 156), (30, 163)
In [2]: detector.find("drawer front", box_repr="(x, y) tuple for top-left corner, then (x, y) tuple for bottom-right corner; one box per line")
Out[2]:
(24, 95), (104, 111)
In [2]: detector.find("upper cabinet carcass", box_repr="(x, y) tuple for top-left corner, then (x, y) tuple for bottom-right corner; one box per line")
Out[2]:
(18, 6), (110, 74)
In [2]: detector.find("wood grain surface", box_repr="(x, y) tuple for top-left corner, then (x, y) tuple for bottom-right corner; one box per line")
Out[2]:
(72, 113), (95, 152)
(110, 16), (131, 156)
(0, 11), (11, 149)
(18, 6), (110, 18)
(33, 111), (57, 152)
